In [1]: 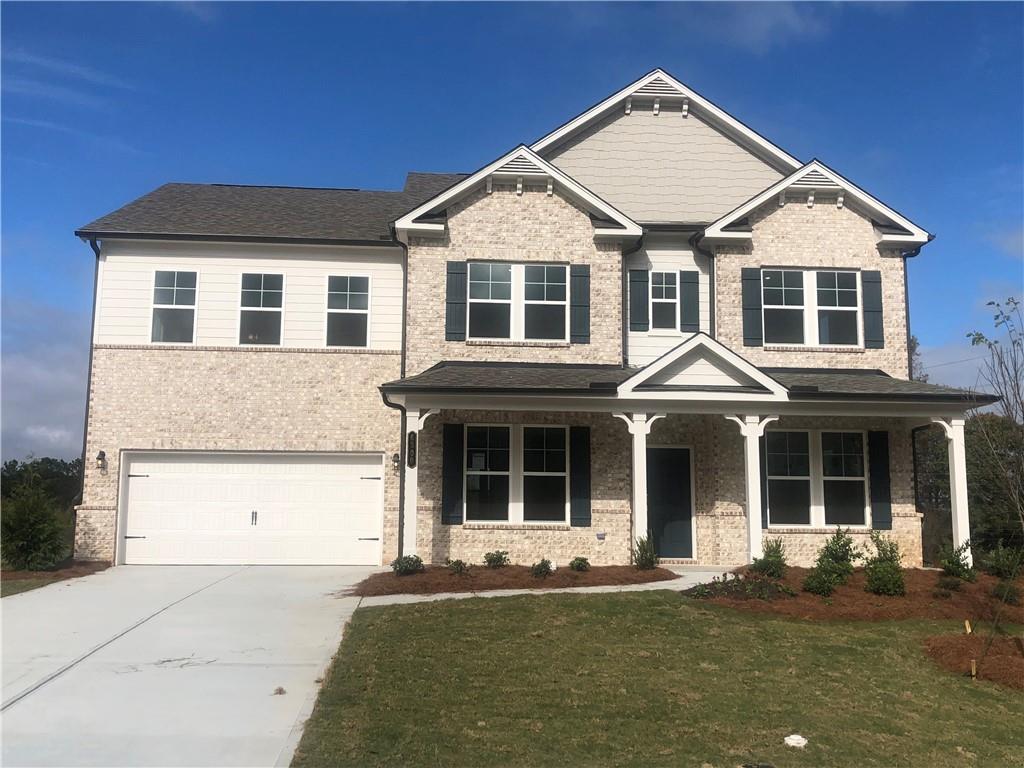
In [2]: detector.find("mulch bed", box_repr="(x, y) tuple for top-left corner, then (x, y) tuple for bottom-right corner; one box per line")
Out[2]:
(692, 566), (1024, 623)
(1, 560), (109, 583)
(350, 565), (678, 597)
(923, 634), (1024, 689)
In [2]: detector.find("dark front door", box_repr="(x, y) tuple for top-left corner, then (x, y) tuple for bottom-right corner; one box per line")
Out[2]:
(646, 447), (693, 558)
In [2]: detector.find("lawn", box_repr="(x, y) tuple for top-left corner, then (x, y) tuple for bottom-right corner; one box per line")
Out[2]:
(293, 591), (1024, 768)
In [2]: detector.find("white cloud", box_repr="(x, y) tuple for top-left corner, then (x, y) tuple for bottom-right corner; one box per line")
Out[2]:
(170, 2), (219, 23)
(988, 227), (1024, 260)
(2, 76), (104, 109)
(3, 116), (146, 155)
(690, 2), (836, 54)
(3, 49), (135, 90)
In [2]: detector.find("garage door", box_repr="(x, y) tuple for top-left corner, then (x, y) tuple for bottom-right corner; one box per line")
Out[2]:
(121, 453), (383, 565)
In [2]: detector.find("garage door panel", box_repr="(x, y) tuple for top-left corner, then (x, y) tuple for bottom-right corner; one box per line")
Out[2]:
(123, 453), (383, 565)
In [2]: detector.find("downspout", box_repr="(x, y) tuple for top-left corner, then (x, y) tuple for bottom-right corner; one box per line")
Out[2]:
(689, 230), (715, 338)
(387, 222), (410, 558)
(76, 238), (102, 531)
(621, 232), (645, 367)
(900, 238), (927, 379)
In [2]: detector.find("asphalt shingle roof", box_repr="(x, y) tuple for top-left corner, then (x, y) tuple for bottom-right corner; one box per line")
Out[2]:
(761, 368), (996, 403)
(75, 172), (468, 244)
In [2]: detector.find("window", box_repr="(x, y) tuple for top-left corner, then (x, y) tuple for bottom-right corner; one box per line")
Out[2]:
(465, 426), (510, 521)
(523, 265), (567, 340)
(650, 272), (678, 329)
(816, 271), (859, 345)
(239, 273), (283, 345)
(765, 431), (811, 525)
(822, 432), (867, 525)
(761, 269), (862, 347)
(151, 270), (196, 343)
(523, 427), (568, 522)
(327, 276), (369, 347)
(468, 263), (512, 339)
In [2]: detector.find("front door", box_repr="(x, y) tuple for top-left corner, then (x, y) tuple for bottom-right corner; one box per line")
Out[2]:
(646, 447), (693, 558)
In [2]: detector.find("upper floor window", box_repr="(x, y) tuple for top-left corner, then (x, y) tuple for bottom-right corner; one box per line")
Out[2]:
(327, 276), (369, 347)
(239, 273), (283, 345)
(650, 271), (678, 329)
(151, 270), (196, 343)
(761, 269), (861, 347)
(467, 262), (568, 342)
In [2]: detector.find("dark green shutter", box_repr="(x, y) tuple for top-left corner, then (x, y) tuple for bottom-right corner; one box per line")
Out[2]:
(758, 435), (769, 528)
(445, 261), (467, 341)
(679, 270), (699, 333)
(862, 270), (884, 349)
(441, 424), (464, 525)
(741, 267), (763, 346)
(868, 430), (892, 530)
(569, 427), (591, 527)
(629, 269), (649, 332)
(570, 265), (590, 344)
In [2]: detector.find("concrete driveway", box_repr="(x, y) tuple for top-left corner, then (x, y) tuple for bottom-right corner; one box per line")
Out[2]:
(2, 565), (375, 767)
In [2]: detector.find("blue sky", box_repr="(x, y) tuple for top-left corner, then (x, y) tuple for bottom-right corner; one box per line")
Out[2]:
(2, 1), (1022, 460)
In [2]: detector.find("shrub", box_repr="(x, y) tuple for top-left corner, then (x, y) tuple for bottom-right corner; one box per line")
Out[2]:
(632, 535), (659, 570)
(568, 556), (590, 572)
(683, 572), (796, 601)
(802, 566), (840, 597)
(864, 532), (905, 596)
(750, 538), (787, 579)
(390, 554), (424, 576)
(936, 575), (962, 592)
(938, 540), (976, 582)
(531, 558), (553, 578)
(981, 542), (1023, 581)
(1, 481), (67, 570)
(445, 558), (470, 575)
(818, 527), (861, 579)
(483, 550), (510, 569)
(992, 581), (1021, 606)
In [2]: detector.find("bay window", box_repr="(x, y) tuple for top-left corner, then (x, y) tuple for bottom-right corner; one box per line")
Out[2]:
(761, 268), (862, 347)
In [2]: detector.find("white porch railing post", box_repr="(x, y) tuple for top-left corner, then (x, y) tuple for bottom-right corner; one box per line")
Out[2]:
(613, 412), (665, 546)
(725, 414), (778, 563)
(932, 416), (972, 567)
(401, 408), (436, 559)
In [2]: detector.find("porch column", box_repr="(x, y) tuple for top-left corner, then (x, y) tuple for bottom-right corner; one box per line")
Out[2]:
(931, 416), (972, 567)
(725, 414), (778, 562)
(613, 412), (665, 545)
(401, 408), (435, 558)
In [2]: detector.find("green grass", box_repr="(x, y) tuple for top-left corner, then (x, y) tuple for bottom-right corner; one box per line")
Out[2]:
(1, 576), (59, 597)
(293, 592), (1024, 768)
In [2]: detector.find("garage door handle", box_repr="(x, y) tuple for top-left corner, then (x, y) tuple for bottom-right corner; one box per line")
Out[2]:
(124, 535), (147, 539)
(360, 476), (381, 480)
(358, 537), (380, 541)
(128, 474), (149, 478)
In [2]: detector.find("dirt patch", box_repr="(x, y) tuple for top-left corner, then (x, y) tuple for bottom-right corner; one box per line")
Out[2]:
(1, 560), (109, 582)
(350, 565), (678, 597)
(923, 634), (1024, 689)
(693, 567), (1024, 623)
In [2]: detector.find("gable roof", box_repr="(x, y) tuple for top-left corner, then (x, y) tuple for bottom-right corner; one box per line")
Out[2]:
(75, 172), (468, 245)
(393, 145), (642, 240)
(530, 68), (802, 173)
(702, 160), (932, 247)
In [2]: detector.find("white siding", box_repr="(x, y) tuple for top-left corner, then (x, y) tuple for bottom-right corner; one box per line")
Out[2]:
(94, 240), (403, 349)
(646, 349), (757, 388)
(545, 104), (784, 223)
(625, 234), (711, 367)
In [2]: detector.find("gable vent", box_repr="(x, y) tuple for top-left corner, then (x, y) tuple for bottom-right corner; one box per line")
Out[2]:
(633, 77), (683, 97)
(790, 169), (841, 190)
(494, 156), (548, 176)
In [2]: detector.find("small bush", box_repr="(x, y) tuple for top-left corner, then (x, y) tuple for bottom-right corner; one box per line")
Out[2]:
(938, 540), (976, 582)
(1, 482), (67, 571)
(992, 581), (1021, 606)
(531, 558), (553, 578)
(818, 527), (861, 579)
(936, 575), (962, 592)
(390, 554), (424, 576)
(632, 535), (658, 570)
(864, 532), (905, 596)
(802, 566), (840, 597)
(750, 538), (787, 579)
(568, 556), (590, 572)
(483, 550), (510, 569)
(981, 542), (1023, 581)
(683, 572), (796, 601)
(445, 558), (470, 575)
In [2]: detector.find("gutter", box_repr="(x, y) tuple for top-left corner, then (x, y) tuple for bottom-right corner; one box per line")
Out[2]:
(72, 231), (400, 249)
(379, 387), (408, 557)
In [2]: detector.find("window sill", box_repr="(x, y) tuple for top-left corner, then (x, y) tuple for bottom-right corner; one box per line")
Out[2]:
(466, 340), (570, 349)
(766, 525), (871, 534)
(463, 522), (573, 531)
(764, 344), (864, 353)
(93, 343), (399, 355)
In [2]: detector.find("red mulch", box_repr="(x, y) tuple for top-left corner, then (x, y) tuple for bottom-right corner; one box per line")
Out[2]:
(1, 560), (109, 582)
(923, 634), (1024, 689)
(350, 565), (678, 597)
(699, 566), (1024, 623)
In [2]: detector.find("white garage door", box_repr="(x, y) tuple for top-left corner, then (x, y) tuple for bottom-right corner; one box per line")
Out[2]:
(121, 453), (383, 565)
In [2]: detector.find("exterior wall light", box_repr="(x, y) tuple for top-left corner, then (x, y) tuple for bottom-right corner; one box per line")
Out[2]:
(95, 450), (107, 471)
(391, 452), (401, 472)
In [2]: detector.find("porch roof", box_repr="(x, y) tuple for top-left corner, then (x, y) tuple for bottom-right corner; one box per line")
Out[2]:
(382, 361), (997, 405)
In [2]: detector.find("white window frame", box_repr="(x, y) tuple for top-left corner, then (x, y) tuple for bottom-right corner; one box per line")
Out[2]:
(760, 268), (863, 349)
(649, 270), (680, 333)
(521, 425), (570, 525)
(765, 429), (871, 529)
(238, 272), (285, 347)
(764, 429), (813, 527)
(150, 268), (198, 345)
(466, 262), (569, 343)
(325, 274), (371, 348)
(462, 424), (571, 526)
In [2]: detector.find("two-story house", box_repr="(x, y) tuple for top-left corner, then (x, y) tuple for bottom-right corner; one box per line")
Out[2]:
(74, 69), (993, 569)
